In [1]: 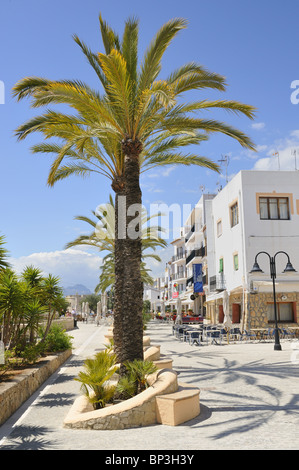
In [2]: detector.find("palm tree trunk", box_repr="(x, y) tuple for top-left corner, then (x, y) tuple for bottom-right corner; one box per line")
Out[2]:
(121, 138), (144, 366)
(113, 139), (144, 373)
(113, 190), (125, 363)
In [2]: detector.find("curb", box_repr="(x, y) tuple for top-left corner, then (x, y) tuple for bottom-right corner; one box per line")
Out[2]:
(0, 349), (72, 426)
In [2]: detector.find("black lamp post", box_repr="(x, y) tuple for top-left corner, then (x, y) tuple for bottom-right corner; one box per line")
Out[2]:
(250, 251), (296, 351)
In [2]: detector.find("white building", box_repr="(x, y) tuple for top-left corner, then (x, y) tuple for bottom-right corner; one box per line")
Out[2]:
(163, 170), (299, 329)
(204, 170), (299, 328)
(143, 282), (162, 312)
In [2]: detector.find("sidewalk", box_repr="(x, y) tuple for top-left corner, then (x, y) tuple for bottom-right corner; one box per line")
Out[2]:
(0, 320), (298, 450)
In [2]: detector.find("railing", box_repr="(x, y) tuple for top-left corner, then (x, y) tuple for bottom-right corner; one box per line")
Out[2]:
(171, 271), (187, 280)
(171, 251), (186, 262)
(209, 274), (226, 292)
(185, 224), (195, 243)
(186, 246), (206, 265)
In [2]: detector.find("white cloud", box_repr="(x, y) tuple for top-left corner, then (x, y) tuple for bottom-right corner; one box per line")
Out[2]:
(256, 144), (268, 153)
(10, 248), (102, 291)
(253, 131), (299, 171)
(251, 122), (265, 130)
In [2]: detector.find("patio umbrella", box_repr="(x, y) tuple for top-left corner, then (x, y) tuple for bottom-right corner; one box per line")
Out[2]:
(84, 302), (89, 321)
(222, 290), (232, 343)
(102, 292), (108, 318)
(161, 300), (165, 317)
(96, 300), (102, 324)
(74, 295), (79, 313)
(175, 297), (182, 324)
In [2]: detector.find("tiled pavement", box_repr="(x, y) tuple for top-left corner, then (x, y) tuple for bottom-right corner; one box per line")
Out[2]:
(0, 320), (298, 450)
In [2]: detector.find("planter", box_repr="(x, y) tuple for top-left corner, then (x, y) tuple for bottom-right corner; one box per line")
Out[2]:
(63, 368), (179, 430)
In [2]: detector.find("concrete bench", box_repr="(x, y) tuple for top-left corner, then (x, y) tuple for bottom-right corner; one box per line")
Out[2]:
(153, 356), (173, 370)
(156, 382), (200, 426)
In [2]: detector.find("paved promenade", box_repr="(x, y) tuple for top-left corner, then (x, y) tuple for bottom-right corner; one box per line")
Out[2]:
(0, 320), (298, 451)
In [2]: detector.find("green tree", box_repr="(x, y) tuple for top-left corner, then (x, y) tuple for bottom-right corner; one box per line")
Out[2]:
(39, 274), (64, 343)
(0, 234), (10, 271)
(65, 194), (167, 292)
(13, 15), (255, 369)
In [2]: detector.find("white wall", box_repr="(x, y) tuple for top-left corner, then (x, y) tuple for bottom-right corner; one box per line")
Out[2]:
(209, 172), (244, 292)
(241, 170), (299, 290)
(206, 170), (299, 294)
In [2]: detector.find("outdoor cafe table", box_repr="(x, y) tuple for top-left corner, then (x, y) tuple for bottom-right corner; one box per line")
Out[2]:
(288, 326), (299, 337)
(251, 328), (268, 341)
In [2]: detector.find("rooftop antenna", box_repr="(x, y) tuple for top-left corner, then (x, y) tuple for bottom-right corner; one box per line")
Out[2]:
(273, 150), (280, 170)
(218, 155), (230, 183)
(291, 149), (298, 170)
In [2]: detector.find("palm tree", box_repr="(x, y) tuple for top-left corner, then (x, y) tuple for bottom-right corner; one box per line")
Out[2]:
(0, 234), (10, 271)
(13, 15), (255, 368)
(65, 194), (167, 291)
(39, 274), (64, 343)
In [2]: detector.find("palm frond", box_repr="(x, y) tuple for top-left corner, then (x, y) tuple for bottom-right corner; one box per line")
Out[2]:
(73, 34), (107, 87)
(167, 62), (226, 94)
(138, 18), (187, 94)
(143, 152), (220, 173)
(121, 17), (139, 87)
(99, 13), (121, 54)
(98, 49), (132, 133)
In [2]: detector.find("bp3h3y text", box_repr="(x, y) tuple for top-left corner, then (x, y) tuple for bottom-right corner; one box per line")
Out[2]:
(105, 454), (195, 466)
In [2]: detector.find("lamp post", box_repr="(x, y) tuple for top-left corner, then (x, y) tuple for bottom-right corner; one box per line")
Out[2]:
(250, 251), (296, 351)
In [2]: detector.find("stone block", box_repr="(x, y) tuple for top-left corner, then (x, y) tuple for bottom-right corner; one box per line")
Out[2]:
(156, 383), (200, 426)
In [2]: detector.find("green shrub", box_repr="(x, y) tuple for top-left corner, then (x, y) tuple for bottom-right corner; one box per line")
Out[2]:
(116, 359), (157, 399)
(39, 324), (73, 353)
(20, 343), (43, 364)
(75, 350), (118, 410)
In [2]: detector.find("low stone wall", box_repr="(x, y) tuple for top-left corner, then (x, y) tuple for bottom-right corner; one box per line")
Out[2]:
(52, 317), (75, 331)
(63, 369), (179, 430)
(0, 349), (72, 426)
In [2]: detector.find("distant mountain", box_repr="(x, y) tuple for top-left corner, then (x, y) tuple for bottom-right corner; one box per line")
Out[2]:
(63, 284), (92, 296)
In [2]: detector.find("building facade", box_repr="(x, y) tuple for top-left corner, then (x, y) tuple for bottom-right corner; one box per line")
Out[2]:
(160, 170), (299, 329)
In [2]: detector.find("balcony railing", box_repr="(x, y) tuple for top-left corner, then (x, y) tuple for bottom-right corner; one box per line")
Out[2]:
(171, 251), (186, 263)
(171, 271), (187, 280)
(185, 224), (195, 243)
(186, 246), (206, 265)
(209, 274), (226, 292)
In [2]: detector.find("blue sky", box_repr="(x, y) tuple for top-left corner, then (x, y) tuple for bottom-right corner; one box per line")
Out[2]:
(1, 0), (299, 290)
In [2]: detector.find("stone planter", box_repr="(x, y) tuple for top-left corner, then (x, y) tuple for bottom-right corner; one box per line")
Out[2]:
(63, 369), (179, 430)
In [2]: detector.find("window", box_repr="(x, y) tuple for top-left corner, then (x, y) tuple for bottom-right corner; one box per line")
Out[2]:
(233, 253), (239, 271)
(259, 197), (290, 220)
(267, 302), (294, 323)
(217, 219), (222, 237)
(230, 202), (239, 227)
(219, 258), (224, 273)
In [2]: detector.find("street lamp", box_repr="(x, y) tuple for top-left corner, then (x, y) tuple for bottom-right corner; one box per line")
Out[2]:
(250, 251), (296, 351)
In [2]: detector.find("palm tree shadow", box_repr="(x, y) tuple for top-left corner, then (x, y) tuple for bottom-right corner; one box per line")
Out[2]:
(0, 425), (54, 450)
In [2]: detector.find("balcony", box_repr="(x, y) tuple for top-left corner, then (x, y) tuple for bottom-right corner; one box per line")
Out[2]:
(171, 251), (186, 263)
(171, 271), (187, 281)
(184, 224), (195, 243)
(209, 274), (226, 292)
(186, 246), (206, 265)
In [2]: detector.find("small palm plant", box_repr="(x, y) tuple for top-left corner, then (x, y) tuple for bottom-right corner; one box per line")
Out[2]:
(116, 359), (157, 399)
(75, 350), (118, 409)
